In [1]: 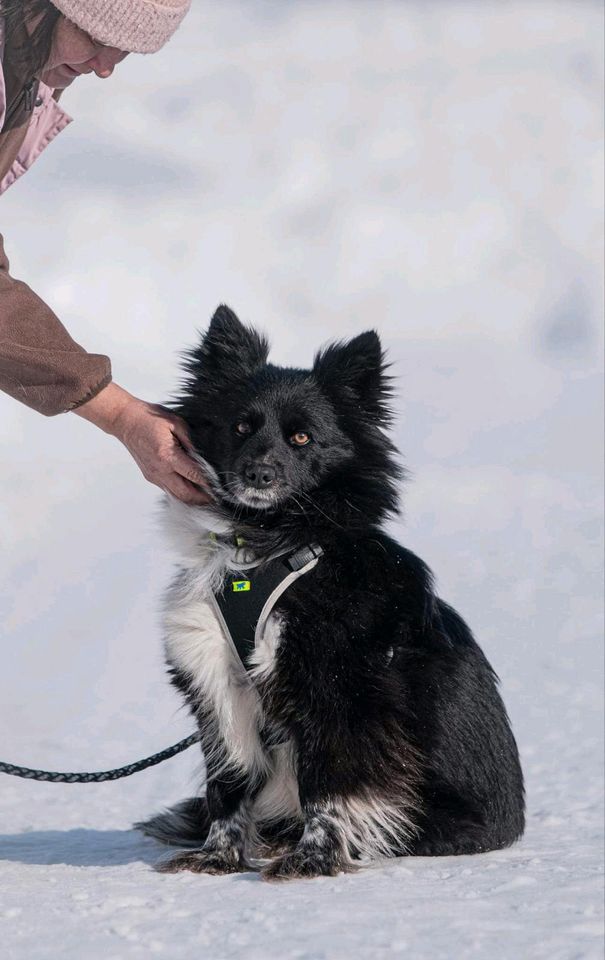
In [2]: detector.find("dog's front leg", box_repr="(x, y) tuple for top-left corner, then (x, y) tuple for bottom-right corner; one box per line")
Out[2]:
(260, 710), (418, 881)
(261, 800), (352, 882)
(156, 770), (253, 875)
(259, 731), (355, 882)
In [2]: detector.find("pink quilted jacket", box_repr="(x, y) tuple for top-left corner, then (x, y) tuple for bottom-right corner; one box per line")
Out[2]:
(0, 32), (72, 194)
(0, 79), (72, 195)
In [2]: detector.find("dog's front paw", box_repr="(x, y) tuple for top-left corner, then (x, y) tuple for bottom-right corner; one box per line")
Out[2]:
(155, 848), (248, 875)
(260, 848), (348, 882)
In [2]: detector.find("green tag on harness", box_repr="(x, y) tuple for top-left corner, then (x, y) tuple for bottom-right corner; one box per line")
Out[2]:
(232, 580), (251, 592)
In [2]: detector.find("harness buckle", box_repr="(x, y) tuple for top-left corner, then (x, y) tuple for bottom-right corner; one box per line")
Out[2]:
(286, 543), (324, 572)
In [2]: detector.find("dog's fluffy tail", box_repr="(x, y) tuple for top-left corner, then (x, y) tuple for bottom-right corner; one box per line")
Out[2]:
(135, 797), (210, 848)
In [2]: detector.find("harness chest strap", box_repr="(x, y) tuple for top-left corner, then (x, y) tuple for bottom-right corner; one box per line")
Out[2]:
(211, 544), (324, 671)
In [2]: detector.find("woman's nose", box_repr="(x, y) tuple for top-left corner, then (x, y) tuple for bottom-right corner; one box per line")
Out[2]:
(87, 47), (128, 79)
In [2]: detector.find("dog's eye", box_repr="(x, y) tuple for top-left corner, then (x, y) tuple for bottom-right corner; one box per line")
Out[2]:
(236, 422), (252, 436)
(290, 431), (311, 446)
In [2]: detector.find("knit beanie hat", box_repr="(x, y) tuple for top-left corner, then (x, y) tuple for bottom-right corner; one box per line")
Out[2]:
(50, 0), (192, 54)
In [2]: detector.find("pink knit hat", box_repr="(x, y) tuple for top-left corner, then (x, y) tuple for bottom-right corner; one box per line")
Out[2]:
(51, 0), (192, 54)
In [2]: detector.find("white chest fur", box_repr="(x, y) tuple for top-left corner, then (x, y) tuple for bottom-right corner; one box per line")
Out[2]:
(159, 498), (303, 825)
(165, 593), (268, 777)
(160, 499), (283, 782)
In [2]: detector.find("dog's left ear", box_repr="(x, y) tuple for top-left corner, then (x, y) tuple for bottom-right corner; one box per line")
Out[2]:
(313, 330), (392, 422)
(184, 305), (269, 386)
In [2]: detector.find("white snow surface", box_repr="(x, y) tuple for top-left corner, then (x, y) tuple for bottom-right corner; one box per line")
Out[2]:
(0, 2), (603, 958)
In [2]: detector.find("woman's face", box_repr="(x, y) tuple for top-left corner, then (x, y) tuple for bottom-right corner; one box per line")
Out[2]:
(38, 16), (128, 89)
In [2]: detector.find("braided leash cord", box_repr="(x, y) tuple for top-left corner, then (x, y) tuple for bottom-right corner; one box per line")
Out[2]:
(0, 733), (201, 783)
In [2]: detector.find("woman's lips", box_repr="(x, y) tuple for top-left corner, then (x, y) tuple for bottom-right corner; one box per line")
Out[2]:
(60, 64), (81, 80)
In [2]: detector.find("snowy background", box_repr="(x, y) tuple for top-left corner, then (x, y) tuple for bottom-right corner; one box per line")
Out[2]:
(0, 1), (603, 957)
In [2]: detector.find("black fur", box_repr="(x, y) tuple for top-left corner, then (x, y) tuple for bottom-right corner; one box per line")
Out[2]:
(138, 306), (524, 878)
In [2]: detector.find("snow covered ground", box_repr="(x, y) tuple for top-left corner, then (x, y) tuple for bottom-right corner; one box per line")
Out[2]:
(0, 2), (603, 957)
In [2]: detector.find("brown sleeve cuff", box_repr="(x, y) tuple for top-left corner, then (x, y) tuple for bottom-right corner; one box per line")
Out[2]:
(69, 370), (113, 412)
(0, 353), (113, 416)
(1, 234), (113, 416)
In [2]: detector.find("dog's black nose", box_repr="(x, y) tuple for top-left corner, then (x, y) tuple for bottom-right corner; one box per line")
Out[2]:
(244, 462), (277, 489)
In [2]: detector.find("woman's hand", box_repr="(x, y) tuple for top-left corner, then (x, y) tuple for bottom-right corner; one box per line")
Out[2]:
(73, 382), (213, 505)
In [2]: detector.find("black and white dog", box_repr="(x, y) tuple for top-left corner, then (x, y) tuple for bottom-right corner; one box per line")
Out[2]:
(137, 306), (525, 880)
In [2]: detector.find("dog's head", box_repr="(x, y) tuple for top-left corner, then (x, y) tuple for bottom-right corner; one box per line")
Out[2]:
(173, 306), (401, 526)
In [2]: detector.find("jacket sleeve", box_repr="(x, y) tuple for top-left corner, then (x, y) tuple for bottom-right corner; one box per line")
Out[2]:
(0, 233), (112, 416)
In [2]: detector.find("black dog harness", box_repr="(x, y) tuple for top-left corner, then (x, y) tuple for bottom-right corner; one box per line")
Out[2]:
(212, 543), (323, 670)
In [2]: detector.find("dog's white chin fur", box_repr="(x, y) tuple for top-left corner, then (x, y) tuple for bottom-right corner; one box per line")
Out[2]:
(222, 488), (280, 510)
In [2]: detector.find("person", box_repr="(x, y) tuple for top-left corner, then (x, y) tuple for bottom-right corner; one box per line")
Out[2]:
(0, 0), (211, 505)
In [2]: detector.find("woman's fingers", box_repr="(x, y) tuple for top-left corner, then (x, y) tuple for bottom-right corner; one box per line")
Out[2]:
(171, 445), (214, 500)
(168, 416), (215, 501)
(170, 416), (196, 453)
(106, 394), (215, 506)
(164, 474), (212, 506)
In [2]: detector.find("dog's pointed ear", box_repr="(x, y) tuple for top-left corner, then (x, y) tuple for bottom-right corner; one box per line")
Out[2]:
(185, 305), (269, 384)
(313, 330), (393, 422)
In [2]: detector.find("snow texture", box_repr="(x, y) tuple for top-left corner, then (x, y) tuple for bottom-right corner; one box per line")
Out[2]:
(0, 2), (603, 958)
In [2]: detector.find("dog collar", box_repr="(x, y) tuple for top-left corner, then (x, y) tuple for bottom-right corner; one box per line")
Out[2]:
(208, 531), (247, 548)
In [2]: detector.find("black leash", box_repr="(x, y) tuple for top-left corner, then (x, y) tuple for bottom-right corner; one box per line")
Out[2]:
(0, 733), (200, 783)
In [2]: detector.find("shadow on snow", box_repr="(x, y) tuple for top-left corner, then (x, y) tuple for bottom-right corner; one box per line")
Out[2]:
(0, 828), (160, 868)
